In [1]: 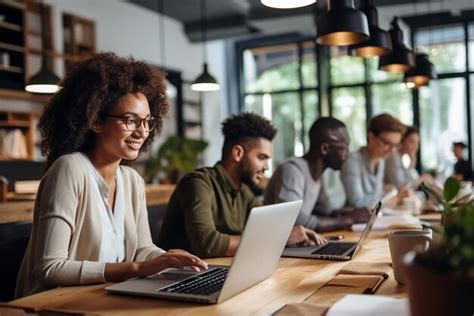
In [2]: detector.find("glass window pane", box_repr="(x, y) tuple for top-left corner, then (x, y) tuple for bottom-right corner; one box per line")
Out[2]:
(270, 93), (303, 166)
(372, 83), (413, 125)
(330, 48), (365, 86)
(244, 94), (263, 115)
(303, 90), (319, 150)
(415, 25), (466, 74)
(331, 87), (367, 150)
(367, 57), (403, 83)
(302, 41), (317, 88)
(419, 78), (467, 173)
(243, 44), (300, 93)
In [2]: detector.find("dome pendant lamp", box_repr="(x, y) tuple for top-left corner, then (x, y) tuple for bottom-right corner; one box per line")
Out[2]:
(316, 0), (370, 46)
(191, 0), (219, 92)
(261, 0), (315, 9)
(349, 0), (391, 57)
(25, 0), (60, 94)
(404, 53), (437, 88)
(379, 17), (415, 73)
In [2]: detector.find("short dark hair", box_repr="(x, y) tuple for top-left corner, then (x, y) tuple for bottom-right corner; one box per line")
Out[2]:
(221, 112), (277, 159)
(308, 117), (346, 151)
(39, 52), (168, 168)
(453, 142), (467, 149)
(403, 125), (419, 140)
(368, 113), (405, 136)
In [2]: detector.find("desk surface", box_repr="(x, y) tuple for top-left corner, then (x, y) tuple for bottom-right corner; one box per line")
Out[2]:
(9, 231), (406, 316)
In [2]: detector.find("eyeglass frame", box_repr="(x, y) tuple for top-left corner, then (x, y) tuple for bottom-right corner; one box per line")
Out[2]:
(376, 134), (401, 150)
(105, 114), (156, 132)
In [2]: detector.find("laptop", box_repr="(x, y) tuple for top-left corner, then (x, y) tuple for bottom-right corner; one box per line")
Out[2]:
(106, 200), (303, 304)
(282, 201), (382, 261)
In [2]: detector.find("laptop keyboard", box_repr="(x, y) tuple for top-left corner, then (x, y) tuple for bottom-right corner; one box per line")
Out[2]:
(311, 242), (355, 256)
(157, 267), (228, 296)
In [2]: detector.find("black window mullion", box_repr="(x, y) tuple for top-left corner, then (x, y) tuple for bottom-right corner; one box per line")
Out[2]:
(464, 22), (473, 172)
(297, 41), (306, 152)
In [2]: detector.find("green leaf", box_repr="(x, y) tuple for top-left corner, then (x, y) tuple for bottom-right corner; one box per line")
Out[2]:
(444, 177), (461, 202)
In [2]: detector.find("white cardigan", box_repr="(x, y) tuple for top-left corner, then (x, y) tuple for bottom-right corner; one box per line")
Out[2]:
(15, 152), (165, 298)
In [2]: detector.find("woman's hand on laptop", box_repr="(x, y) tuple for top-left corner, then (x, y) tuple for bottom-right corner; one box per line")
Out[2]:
(287, 225), (327, 247)
(137, 249), (208, 277)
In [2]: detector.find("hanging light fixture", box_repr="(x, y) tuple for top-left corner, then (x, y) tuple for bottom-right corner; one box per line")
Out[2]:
(191, 0), (219, 92)
(25, 0), (60, 94)
(158, 0), (177, 98)
(261, 0), (315, 9)
(316, 0), (369, 46)
(349, 0), (391, 57)
(404, 53), (437, 88)
(378, 17), (415, 73)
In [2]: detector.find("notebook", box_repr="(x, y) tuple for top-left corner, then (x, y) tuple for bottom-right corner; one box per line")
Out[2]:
(282, 201), (382, 260)
(106, 200), (302, 303)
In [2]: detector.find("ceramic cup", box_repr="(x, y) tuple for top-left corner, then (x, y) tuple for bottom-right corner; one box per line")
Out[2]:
(388, 229), (432, 285)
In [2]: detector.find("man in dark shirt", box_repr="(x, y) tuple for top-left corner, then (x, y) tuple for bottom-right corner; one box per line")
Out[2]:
(158, 113), (325, 258)
(453, 142), (472, 181)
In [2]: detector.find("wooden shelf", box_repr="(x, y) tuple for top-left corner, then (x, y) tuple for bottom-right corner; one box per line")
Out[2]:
(0, 89), (51, 103)
(0, 42), (24, 53)
(0, 1), (25, 10)
(0, 21), (22, 32)
(0, 65), (23, 73)
(0, 121), (30, 128)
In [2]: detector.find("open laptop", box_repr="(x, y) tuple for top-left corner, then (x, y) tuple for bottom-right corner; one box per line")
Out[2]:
(282, 201), (382, 261)
(106, 200), (302, 304)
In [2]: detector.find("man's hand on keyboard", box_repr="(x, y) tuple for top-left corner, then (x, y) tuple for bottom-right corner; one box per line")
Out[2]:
(137, 249), (208, 277)
(287, 225), (327, 247)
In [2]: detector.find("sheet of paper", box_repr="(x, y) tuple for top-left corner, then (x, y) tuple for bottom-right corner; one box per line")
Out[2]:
(326, 294), (410, 316)
(352, 214), (421, 231)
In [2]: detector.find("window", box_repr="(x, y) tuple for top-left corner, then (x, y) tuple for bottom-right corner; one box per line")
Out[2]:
(241, 40), (318, 167)
(419, 79), (467, 173)
(415, 25), (466, 74)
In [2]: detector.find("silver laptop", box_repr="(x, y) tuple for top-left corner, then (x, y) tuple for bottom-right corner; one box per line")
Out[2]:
(282, 201), (382, 261)
(106, 200), (302, 304)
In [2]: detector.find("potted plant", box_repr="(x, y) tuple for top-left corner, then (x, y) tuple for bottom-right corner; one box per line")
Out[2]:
(403, 177), (474, 316)
(144, 135), (208, 184)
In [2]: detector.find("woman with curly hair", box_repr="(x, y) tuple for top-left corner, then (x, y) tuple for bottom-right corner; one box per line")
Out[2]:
(16, 52), (207, 298)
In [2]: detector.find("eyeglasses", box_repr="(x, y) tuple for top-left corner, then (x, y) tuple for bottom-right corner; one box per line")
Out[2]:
(376, 135), (400, 150)
(106, 114), (156, 132)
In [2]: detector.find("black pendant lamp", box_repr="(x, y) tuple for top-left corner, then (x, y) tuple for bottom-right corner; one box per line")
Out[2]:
(404, 53), (437, 88)
(349, 0), (391, 57)
(191, 0), (219, 92)
(261, 0), (315, 9)
(379, 17), (415, 73)
(25, 0), (60, 94)
(316, 0), (370, 46)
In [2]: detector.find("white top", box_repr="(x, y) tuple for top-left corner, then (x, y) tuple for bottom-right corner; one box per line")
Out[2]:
(84, 156), (126, 263)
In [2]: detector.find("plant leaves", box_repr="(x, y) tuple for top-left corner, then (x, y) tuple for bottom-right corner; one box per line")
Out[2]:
(444, 177), (461, 202)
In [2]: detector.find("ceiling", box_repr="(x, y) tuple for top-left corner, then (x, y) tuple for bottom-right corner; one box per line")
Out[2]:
(126, 0), (466, 43)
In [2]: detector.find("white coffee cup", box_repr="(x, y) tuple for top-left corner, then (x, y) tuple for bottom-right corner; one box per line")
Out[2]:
(402, 196), (422, 215)
(388, 229), (432, 285)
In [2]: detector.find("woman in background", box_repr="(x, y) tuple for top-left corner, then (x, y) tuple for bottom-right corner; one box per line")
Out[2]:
(16, 53), (207, 298)
(384, 125), (435, 190)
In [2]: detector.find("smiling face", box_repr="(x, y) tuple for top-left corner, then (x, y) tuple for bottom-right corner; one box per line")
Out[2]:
(92, 92), (151, 163)
(238, 138), (272, 187)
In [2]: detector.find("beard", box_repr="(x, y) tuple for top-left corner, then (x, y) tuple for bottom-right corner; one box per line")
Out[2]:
(238, 163), (260, 190)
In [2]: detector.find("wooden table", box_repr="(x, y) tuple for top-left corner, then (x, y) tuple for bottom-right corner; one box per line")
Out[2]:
(8, 231), (407, 315)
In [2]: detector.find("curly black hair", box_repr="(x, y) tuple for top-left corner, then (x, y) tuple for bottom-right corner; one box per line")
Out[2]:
(39, 52), (168, 168)
(221, 112), (277, 159)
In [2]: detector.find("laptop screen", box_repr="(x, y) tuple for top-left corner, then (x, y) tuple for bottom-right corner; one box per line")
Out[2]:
(354, 201), (382, 250)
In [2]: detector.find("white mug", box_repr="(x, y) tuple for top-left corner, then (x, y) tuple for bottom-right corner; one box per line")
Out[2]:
(388, 229), (432, 285)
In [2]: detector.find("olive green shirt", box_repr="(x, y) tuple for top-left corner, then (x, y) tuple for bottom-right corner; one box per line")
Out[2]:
(158, 163), (261, 258)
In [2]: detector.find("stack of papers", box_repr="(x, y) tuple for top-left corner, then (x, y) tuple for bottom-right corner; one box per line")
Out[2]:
(352, 214), (421, 232)
(327, 294), (409, 316)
